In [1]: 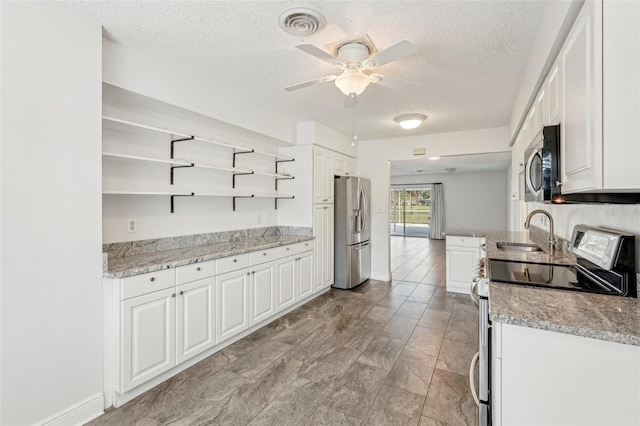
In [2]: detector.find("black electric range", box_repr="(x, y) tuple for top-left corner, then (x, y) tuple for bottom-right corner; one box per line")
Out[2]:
(487, 225), (637, 298)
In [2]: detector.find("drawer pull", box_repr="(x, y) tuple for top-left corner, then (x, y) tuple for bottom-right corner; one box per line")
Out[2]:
(171, 293), (176, 298)
(196, 266), (201, 271)
(150, 277), (155, 282)
(233, 259), (237, 263)
(179, 291), (184, 295)
(263, 253), (267, 256)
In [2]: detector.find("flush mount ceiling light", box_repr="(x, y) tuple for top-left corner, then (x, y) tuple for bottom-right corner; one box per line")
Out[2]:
(334, 68), (371, 96)
(394, 113), (427, 129)
(278, 7), (326, 37)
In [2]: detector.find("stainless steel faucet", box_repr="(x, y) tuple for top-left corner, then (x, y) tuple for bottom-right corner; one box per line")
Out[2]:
(524, 209), (557, 251)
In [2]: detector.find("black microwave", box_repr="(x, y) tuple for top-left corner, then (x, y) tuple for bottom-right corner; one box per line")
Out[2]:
(523, 124), (560, 203)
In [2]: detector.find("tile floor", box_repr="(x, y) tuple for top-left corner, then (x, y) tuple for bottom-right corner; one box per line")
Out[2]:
(90, 237), (478, 426)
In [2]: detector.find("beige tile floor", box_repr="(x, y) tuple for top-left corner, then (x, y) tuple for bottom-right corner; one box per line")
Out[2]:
(90, 237), (478, 426)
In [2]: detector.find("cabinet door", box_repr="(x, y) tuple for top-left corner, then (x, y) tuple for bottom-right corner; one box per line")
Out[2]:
(313, 205), (324, 290)
(445, 246), (479, 294)
(250, 262), (276, 325)
(297, 253), (314, 299)
(345, 160), (357, 176)
(276, 256), (297, 311)
(176, 278), (215, 364)
(324, 154), (335, 203)
(323, 205), (334, 288)
(313, 150), (327, 203)
(546, 59), (561, 125)
(121, 288), (175, 392)
(334, 157), (346, 176)
(560, 1), (602, 193)
(216, 269), (249, 342)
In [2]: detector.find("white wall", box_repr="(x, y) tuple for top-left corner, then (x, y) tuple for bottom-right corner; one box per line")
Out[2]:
(1, 3), (103, 424)
(392, 171), (508, 232)
(102, 86), (295, 243)
(103, 39), (295, 145)
(297, 121), (357, 157)
(358, 127), (510, 281)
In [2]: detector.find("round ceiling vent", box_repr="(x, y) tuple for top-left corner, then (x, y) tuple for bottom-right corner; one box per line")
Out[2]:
(278, 7), (326, 37)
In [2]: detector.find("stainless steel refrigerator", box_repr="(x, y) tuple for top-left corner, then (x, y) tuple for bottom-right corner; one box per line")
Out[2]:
(333, 176), (371, 289)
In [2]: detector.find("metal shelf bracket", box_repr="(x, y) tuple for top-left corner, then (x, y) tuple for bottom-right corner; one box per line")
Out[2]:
(170, 136), (195, 159)
(275, 196), (295, 210)
(232, 171), (254, 188)
(232, 149), (255, 167)
(233, 194), (254, 211)
(170, 163), (195, 185)
(275, 176), (295, 191)
(170, 193), (195, 213)
(275, 158), (295, 174)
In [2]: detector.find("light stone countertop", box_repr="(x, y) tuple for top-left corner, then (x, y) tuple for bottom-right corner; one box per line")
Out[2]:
(104, 234), (314, 278)
(489, 282), (640, 346)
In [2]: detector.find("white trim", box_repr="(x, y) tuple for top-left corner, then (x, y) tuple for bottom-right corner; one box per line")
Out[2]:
(36, 393), (104, 426)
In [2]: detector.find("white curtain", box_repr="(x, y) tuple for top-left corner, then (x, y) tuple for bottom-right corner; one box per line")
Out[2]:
(430, 183), (445, 239)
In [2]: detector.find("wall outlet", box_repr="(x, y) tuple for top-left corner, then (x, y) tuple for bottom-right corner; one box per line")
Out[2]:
(375, 206), (384, 214)
(127, 218), (137, 233)
(257, 214), (262, 225)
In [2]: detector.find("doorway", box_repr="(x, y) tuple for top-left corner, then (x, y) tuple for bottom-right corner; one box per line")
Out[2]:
(389, 186), (431, 238)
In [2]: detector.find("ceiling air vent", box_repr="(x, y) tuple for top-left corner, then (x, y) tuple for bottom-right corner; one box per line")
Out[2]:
(279, 7), (326, 37)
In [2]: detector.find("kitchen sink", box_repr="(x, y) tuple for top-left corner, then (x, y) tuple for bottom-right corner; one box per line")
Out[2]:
(495, 242), (543, 252)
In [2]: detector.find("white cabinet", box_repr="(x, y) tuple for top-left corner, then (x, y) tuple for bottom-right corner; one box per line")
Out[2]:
(249, 262), (276, 325)
(313, 204), (334, 291)
(215, 269), (250, 342)
(333, 156), (358, 177)
(297, 251), (314, 299)
(345, 159), (357, 176)
(313, 148), (334, 203)
(545, 58), (561, 126)
(276, 255), (297, 310)
(176, 278), (216, 364)
(445, 236), (485, 294)
(492, 322), (640, 426)
(121, 287), (176, 392)
(560, 0), (602, 193)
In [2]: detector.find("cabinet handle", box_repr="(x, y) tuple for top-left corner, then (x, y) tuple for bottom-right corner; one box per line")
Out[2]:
(171, 293), (176, 298)
(263, 252), (267, 256)
(196, 267), (201, 271)
(150, 277), (155, 282)
(251, 271), (255, 275)
(179, 291), (184, 295)
(233, 259), (237, 263)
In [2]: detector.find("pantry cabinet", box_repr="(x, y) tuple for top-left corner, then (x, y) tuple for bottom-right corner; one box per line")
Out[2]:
(313, 148), (334, 203)
(313, 204), (334, 291)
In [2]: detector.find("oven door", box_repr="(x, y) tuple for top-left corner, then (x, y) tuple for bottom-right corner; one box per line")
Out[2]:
(524, 143), (543, 202)
(471, 278), (491, 426)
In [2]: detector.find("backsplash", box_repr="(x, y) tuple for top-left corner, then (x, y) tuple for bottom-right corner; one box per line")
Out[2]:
(103, 226), (312, 258)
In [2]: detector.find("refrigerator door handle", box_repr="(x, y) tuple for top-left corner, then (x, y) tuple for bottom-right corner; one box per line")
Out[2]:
(359, 186), (367, 234)
(354, 242), (370, 250)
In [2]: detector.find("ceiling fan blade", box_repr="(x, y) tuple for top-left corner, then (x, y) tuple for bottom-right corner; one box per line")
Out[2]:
(362, 40), (417, 68)
(344, 94), (358, 109)
(295, 44), (345, 67)
(284, 75), (337, 92)
(370, 74), (421, 92)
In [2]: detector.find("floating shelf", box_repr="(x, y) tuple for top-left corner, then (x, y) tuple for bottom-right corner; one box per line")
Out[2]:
(102, 190), (185, 196)
(103, 152), (191, 167)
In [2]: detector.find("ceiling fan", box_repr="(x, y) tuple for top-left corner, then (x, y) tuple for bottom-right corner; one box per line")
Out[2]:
(284, 35), (420, 102)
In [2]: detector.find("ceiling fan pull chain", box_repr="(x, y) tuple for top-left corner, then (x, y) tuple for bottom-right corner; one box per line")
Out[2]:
(352, 99), (358, 146)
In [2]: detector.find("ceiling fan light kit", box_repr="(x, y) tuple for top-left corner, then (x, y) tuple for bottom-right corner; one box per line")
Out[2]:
(394, 113), (427, 129)
(335, 68), (371, 96)
(278, 7), (326, 36)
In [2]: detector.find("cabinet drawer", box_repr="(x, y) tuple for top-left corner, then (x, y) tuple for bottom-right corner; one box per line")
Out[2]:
(121, 268), (175, 300)
(216, 253), (249, 275)
(277, 244), (296, 258)
(296, 240), (314, 253)
(176, 259), (216, 285)
(446, 235), (481, 248)
(250, 247), (277, 265)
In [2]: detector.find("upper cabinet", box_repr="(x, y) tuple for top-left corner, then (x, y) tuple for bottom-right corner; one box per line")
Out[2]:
(313, 146), (357, 203)
(560, 0), (602, 193)
(545, 59), (562, 126)
(560, 0), (640, 193)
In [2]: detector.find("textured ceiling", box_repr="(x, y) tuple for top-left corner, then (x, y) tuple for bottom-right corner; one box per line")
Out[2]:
(66, 1), (546, 141)
(391, 151), (512, 176)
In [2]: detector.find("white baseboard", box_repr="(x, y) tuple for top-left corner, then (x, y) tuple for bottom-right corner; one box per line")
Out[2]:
(37, 393), (104, 426)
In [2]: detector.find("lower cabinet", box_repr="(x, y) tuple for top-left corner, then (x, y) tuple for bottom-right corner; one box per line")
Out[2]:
(249, 262), (276, 325)
(216, 269), (250, 342)
(176, 278), (215, 364)
(445, 236), (485, 294)
(121, 288), (176, 392)
(111, 241), (316, 403)
(313, 204), (334, 292)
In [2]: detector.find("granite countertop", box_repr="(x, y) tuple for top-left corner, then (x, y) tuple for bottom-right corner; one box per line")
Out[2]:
(104, 234), (314, 278)
(489, 282), (640, 346)
(445, 228), (575, 265)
